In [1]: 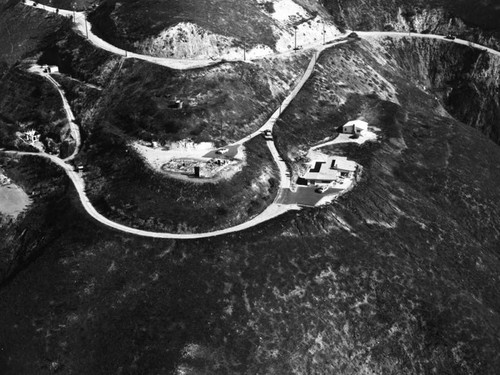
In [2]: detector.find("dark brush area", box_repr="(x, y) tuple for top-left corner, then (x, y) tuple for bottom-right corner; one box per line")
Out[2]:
(1, 0), (500, 374)
(82, 134), (279, 233)
(87, 0), (278, 52)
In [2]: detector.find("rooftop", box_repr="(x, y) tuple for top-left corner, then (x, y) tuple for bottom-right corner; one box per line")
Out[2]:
(343, 120), (368, 130)
(302, 156), (357, 181)
(303, 161), (339, 181)
(332, 156), (357, 172)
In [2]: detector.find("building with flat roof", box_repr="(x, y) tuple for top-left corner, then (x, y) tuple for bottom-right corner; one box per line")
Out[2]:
(342, 120), (368, 134)
(302, 156), (358, 185)
(332, 156), (357, 176)
(43, 65), (59, 73)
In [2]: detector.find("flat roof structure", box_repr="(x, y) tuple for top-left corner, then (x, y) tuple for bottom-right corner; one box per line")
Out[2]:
(302, 156), (357, 182)
(342, 120), (368, 133)
(331, 156), (357, 172)
(303, 161), (339, 181)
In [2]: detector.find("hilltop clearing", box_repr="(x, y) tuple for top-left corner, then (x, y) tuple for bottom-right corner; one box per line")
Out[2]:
(1, 38), (500, 370)
(1, 0), (500, 373)
(85, 0), (341, 59)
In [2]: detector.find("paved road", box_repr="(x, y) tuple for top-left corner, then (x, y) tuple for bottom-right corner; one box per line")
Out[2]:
(28, 65), (81, 160)
(44, 75), (81, 161)
(24, 0), (347, 70)
(235, 41), (347, 200)
(7, 43), (337, 238)
(4, 39), (345, 238)
(12, 3), (500, 238)
(24, 0), (220, 70)
(1, 150), (300, 239)
(355, 30), (500, 57)
(24, 1), (500, 70)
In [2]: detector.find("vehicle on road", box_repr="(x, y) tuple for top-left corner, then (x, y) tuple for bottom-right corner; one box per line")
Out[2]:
(445, 34), (456, 40)
(263, 130), (273, 140)
(216, 148), (229, 154)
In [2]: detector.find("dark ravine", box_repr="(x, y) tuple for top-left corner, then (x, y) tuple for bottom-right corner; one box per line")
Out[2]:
(0, 156), (69, 285)
(322, 0), (500, 50)
(1, 1), (500, 374)
(375, 37), (500, 145)
(2, 37), (499, 374)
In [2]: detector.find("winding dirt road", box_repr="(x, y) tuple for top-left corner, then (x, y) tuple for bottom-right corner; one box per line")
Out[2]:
(9, 2), (500, 239)
(3, 150), (300, 239)
(24, 0), (220, 70)
(12, 43), (336, 239)
(355, 31), (500, 57)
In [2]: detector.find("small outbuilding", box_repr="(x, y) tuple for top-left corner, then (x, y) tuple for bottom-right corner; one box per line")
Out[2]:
(43, 65), (59, 74)
(342, 120), (368, 135)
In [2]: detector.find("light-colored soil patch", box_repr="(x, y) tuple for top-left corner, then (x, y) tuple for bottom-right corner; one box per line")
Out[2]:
(132, 0), (341, 60)
(310, 128), (379, 152)
(285, 148), (359, 207)
(270, 0), (341, 52)
(132, 140), (247, 183)
(0, 172), (32, 220)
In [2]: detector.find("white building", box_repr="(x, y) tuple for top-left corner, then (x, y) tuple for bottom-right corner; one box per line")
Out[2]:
(302, 156), (358, 185)
(342, 120), (368, 135)
(43, 65), (59, 73)
(303, 160), (338, 185)
(332, 156), (357, 177)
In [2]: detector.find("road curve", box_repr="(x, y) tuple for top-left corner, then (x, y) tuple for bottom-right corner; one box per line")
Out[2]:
(45, 74), (81, 161)
(6, 42), (344, 238)
(2, 150), (300, 239)
(355, 31), (500, 57)
(24, 0), (221, 70)
(236, 41), (348, 194)
(23, 0), (346, 70)
(23, 1), (500, 71)
(10, 4), (500, 239)
(4, 41), (350, 239)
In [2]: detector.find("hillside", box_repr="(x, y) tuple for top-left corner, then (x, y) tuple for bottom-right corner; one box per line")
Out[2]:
(0, 0), (67, 67)
(1, 35), (500, 373)
(30, 0), (340, 58)
(322, 0), (500, 49)
(1, 0), (500, 374)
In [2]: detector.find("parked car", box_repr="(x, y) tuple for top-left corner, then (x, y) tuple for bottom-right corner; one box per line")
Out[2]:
(263, 130), (273, 140)
(315, 185), (328, 194)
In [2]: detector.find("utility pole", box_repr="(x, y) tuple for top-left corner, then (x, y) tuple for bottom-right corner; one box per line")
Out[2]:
(294, 26), (297, 51)
(243, 4), (246, 60)
(85, 17), (89, 38)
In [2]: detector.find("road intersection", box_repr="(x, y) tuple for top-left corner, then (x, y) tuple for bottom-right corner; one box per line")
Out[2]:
(6, 1), (500, 239)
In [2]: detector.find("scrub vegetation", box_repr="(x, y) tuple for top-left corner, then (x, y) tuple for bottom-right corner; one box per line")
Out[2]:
(83, 135), (279, 233)
(1, 0), (500, 374)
